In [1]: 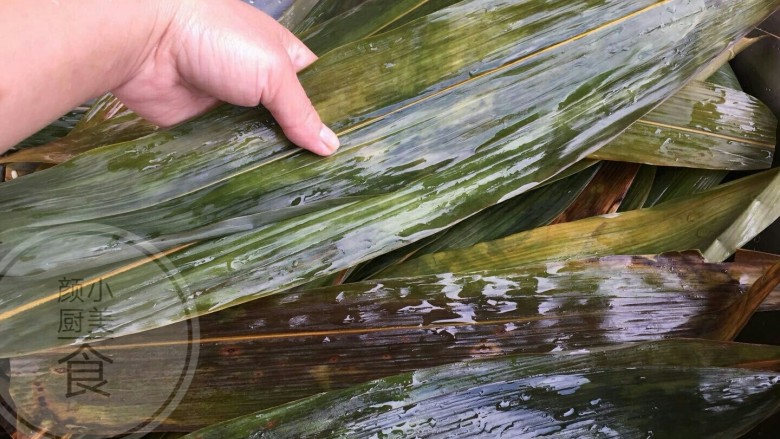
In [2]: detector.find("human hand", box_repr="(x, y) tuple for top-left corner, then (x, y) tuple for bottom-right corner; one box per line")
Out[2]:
(113, 0), (339, 156)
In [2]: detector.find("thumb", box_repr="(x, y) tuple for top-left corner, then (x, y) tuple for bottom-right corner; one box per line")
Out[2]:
(262, 55), (340, 156)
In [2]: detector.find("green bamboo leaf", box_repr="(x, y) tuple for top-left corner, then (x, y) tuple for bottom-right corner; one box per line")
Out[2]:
(693, 35), (767, 83)
(292, 0), (371, 34)
(299, 0), (434, 55)
(8, 79), (774, 172)
(698, 36), (744, 90)
(706, 63), (743, 90)
(616, 165), (656, 212)
(181, 340), (780, 438)
(381, 169), (780, 278)
(643, 166), (727, 207)
(5, 0), (652, 233)
(705, 176), (780, 261)
(381, 0), (464, 32)
(590, 80), (776, 170)
(1, 0), (776, 358)
(349, 160), (600, 281)
(8, 253), (774, 432)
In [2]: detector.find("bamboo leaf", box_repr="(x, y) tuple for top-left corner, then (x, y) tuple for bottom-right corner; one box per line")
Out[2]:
(1, 0), (776, 357)
(616, 165), (656, 212)
(71, 93), (137, 133)
(7, 79), (774, 172)
(642, 166), (727, 207)
(381, 169), (780, 278)
(381, 0), (464, 32)
(736, 248), (780, 266)
(713, 260), (780, 340)
(0, 0), (378, 167)
(8, 252), (774, 432)
(0, 105), (156, 165)
(706, 63), (743, 90)
(277, 0), (322, 31)
(590, 80), (776, 170)
(550, 161), (639, 224)
(292, 0), (371, 34)
(700, 35), (744, 90)
(693, 35), (767, 82)
(298, 0), (435, 55)
(181, 340), (780, 438)
(349, 160), (600, 281)
(735, 249), (780, 312)
(705, 173), (780, 260)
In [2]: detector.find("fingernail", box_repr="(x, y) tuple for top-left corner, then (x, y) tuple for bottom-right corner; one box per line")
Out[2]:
(319, 124), (340, 153)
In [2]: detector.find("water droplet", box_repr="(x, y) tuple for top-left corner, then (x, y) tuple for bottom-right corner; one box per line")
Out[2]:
(496, 400), (511, 411)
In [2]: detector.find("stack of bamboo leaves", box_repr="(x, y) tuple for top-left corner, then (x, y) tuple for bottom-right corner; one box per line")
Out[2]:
(2, 0), (780, 437)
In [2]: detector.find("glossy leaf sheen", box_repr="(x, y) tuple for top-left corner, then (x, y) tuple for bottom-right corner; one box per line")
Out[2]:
(591, 81), (776, 170)
(299, 0), (433, 55)
(292, 0), (371, 34)
(10, 252), (772, 431)
(642, 166), (727, 207)
(1, 0), (776, 357)
(182, 340), (780, 438)
(350, 161), (600, 281)
(1, 0), (677, 268)
(381, 169), (780, 278)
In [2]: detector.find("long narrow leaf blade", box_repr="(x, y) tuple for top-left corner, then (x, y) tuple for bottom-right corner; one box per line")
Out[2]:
(182, 340), (780, 439)
(643, 166), (728, 207)
(591, 80), (776, 169)
(1, 0), (777, 357)
(616, 164), (656, 212)
(299, 0), (434, 55)
(550, 161), (639, 224)
(8, 253), (774, 432)
(350, 161), (601, 281)
(381, 169), (780, 278)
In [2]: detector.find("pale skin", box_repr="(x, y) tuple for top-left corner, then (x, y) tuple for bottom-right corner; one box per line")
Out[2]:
(0, 0), (340, 156)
